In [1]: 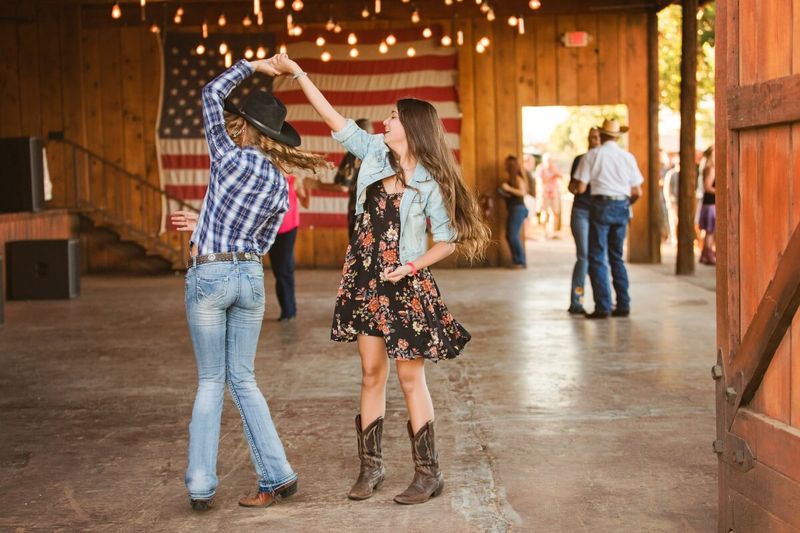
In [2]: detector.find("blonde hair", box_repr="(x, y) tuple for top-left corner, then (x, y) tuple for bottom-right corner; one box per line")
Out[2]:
(225, 114), (330, 175)
(394, 98), (491, 262)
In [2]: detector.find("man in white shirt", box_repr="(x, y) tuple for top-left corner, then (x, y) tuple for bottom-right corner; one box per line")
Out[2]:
(574, 119), (644, 319)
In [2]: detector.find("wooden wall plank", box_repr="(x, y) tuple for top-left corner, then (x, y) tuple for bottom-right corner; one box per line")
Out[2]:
(793, 123), (800, 429)
(120, 28), (147, 229)
(596, 14), (621, 104)
(555, 15), (578, 105)
(754, 332), (792, 423)
(457, 18), (477, 191)
(81, 28), (105, 209)
(59, 6), (86, 207)
(98, 27), (124, 215)
(37, 9), (66, 207)
(759, 0), (792, 82)
(140, 33), (162, 236)
(0, 23), (22, 136)
(17, 21), (42, 138)
(515, 18), (537, 108)
(738, 130), (759, 331)
(728, 462), (800, 529)
(732, 493), (797, 532)
(738, 0), (758, 85)
(575, 14), (599, 105)
(534, 15), (557, 105)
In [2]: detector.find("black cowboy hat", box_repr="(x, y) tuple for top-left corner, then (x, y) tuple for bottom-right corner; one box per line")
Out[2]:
(224, 91), (301, 147)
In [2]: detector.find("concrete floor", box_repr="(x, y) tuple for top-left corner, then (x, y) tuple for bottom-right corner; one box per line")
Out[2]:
(0, 241), (718, 532)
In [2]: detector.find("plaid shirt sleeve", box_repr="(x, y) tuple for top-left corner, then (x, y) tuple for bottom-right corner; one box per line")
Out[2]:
(201, 59), (255, 162)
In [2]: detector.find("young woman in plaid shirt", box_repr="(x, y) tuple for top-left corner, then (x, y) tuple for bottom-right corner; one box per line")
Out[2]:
(171, 58), (326, 511)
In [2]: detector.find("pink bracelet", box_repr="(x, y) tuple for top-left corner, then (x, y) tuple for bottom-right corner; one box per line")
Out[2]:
(406, 261), (418, 276)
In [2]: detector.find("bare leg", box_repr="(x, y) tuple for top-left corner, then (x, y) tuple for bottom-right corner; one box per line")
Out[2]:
(396, 358), (435, 433)
(357, 335), (389, 429)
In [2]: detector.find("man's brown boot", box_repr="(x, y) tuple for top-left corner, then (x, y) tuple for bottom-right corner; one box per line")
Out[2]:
(348, 415), (386, 500)
(394, 420), (444, 505)
(238, 478), (298, 508)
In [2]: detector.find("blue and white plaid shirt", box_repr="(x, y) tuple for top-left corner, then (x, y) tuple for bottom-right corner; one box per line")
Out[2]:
(190, 60), (288, 256)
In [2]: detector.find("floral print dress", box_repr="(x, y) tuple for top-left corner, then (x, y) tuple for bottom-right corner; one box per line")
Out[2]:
(331, 181), (470, 361)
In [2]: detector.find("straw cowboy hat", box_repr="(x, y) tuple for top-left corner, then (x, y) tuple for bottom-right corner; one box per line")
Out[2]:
(598, 118), (629, 137)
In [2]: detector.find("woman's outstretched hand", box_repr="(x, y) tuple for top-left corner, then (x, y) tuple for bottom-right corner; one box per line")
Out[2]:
(268, 53), (303, 76)
(383, 265), (413, 283)
(170, 210), (199, 232)
(249, 59), (281, 77)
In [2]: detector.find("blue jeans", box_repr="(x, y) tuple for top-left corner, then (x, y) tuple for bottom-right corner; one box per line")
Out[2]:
(588, 199), (631, 314)
(268, 228), (297, 318)
(506, 204), (529, 266)
(184, 260), (296, 499)
(569, 207), (590, 310)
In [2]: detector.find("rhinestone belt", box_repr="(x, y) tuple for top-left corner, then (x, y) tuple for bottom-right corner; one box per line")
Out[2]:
(188, 252), (262, 269)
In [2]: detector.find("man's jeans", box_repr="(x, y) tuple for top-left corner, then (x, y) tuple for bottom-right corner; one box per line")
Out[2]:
(268, 228), (298, 318)
(569, 207), (590, 310)
(184, 260), (296, 499)
(588, 198), (631, 314)
(506, 204), (529, 266)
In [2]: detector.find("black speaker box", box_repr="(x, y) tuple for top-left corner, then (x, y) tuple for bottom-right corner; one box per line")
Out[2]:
(6, 240), (80, 300)
(0, 136), (45, 214)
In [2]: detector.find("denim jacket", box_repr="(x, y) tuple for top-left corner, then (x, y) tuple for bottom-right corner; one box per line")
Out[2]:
(331, 119), (456, 264)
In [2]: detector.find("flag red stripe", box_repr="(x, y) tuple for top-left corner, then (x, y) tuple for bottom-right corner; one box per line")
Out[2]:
(299, 213), (348, 229)
(297, 55), (456, 75)
(166, 184), (208, 200)
(285, 118), (461, 137)
(275, 86), (457, 106)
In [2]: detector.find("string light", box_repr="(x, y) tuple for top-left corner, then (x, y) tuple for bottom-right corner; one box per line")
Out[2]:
(529, 0), (541, 9)
(347, 32), (358, 45)
(386, 33), (397, 45)
(333, 24), (342, 33)
(325, 18), (335, 31)
(518, 18), (526, 34)
(406, 47), (416, 57)
(275, 0), (285, 8)
(321, 50), (332, 62)
(440, 34), (452, 46)
(411, 9), (420, 23)
(362, 6), (370, 18)
(195, 43), (206, 55)
(290, 26), (303, 36)
(375, 0), (381, 13)
(445, 0), (453, 5)
(173, 12), (182, 24)
(257, 11), (263, 24)
(457, 30), (464, 45)
(111, 2), (121, 19)
(257, 46), (267, 58)
(202, 20), (208, 38)
(479, 36), (490, 47)
(219, 42), (228, 54)
(349, 47), (359, 58)
(487, 8), (495, 21)
(279, 43), (288, 54)
(245, 47), (255, 59)
(422, 27), (432, 38)
(140, 0), (146, 6)
(316, 36), (326, 47)
(150, 23), (159, 33)
(218, 13), (227, 26)
(243, 15), (252, 27)
(225, 52), (232, 68)
(379, 41), (389, 54)
(292, 0), (304, 11)
(475, 42), (486, 53)
(480, 3), (490, 13)
(508, 15), (518, 26)
(254, 0), (261, 14)
(176, 5), (184, 16)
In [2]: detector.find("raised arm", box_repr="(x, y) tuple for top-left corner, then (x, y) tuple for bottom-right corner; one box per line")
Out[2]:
(269, 53), (346, 132)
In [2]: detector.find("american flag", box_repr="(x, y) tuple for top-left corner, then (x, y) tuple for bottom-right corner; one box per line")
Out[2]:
(159, 27), (460, 229)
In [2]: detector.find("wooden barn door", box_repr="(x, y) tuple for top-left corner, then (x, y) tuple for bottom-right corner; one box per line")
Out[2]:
(715, 0), (800, 531)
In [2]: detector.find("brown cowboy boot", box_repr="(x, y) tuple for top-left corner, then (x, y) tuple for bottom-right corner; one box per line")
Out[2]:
(348, 415), (386, 500)
(394, 420), (444, 505)
(238, 478), (298, 508)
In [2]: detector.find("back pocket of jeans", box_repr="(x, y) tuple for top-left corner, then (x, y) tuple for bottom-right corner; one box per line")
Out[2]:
(196, 277), (228, 303)
(247, 274), (265, 302)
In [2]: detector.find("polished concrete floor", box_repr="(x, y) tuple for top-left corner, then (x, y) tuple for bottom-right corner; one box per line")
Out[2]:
(0, 241), (718, 532)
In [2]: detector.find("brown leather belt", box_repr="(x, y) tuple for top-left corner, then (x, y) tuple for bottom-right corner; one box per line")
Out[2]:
(187, 252), (262, 269)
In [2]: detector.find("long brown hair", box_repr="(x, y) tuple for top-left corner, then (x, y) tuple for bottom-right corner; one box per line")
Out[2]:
(225, 114), (330, 174)
(394, 98), (491, 262)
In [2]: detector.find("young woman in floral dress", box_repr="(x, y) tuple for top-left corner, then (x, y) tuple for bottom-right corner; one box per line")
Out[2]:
(269, 53), (491, 505)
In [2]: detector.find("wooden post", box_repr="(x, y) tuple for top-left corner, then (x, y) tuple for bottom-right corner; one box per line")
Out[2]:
(676, 0), (698, 275)
(647, 9), (661, 264)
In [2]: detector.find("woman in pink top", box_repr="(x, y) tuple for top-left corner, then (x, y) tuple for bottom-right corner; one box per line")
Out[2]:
(536, 153), (563, 238)
(268, 174), (309, 320)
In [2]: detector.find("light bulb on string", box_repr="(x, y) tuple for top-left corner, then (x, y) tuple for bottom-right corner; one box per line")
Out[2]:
(257, 46), (267, 58)
(422, 27), (432, 38)
(386, 33), (396, 45)
(375, 0), (381, 13)
(479, 36), (490, 47)
(528, 0), (541, 9)
(487, 9), (495, 21)
(202, 20), (208, 38)
(325, 18), (335, 31)
(411, 9), (420, 23)
(291, 26), (303, 36)
(445, 0), (453, 5)
(333, 24), (342, 33)
(254, 0), (261, 14)
(245, 47), (254, 59)
(316, 36), (326, 47)
(150, 23), (160, 33)
(379, 41), (388, 54)
(475, 42), (486, 53)
(218, 13), (227, 26)
(480, 3), (489, 13)
(508, 15), (518, 26)
(176, 5), (184, 16)
(275, 0), (285, 8)
(111, 2), (122, 19)
(349, 47), (359, 58)
(456, 30), (464, 45)
(347, 32), (358, 45)
(518, 18), (526, 34)
(361, 6), (370, 18)
(440, 34), (452, 46)
(195, 43), (206, 55)
(321, 50), (332, 62)
(279, 44), (288, 54)
(257, 11), (263, 25)
(219, 42), (228, 55)
(243, 15), (252, 27)
(406, 47), (416, 57)
(292, 0), (304, 11)
(225, 52), (232, 68)
(173, 13), (182, 24)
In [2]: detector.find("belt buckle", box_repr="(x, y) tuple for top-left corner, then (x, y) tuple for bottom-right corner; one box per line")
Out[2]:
(244, 252), (251, 260)
(208, 253), (216, 262)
